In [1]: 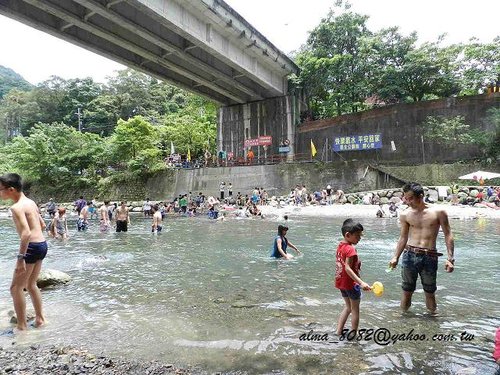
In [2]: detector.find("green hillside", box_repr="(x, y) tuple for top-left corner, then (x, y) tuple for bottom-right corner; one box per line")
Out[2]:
(0, 65), (33, 99)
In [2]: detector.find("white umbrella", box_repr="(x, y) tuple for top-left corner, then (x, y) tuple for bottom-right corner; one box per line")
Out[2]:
(458, 170), (500, 180)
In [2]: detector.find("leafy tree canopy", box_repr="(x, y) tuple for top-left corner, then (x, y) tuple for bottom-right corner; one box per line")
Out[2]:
(294, 1), (499, 119)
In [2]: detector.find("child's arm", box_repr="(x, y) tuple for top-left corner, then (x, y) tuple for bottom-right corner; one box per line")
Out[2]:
(287, 240), (301, 255)
(345, 257), (371, 290)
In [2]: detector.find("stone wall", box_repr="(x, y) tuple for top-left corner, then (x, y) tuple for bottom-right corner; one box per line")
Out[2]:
(297, 93), (499, 164)
(15, 161), (498, 204)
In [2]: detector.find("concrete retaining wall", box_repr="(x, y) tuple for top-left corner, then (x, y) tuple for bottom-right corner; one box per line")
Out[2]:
(17, 161), (499, 204)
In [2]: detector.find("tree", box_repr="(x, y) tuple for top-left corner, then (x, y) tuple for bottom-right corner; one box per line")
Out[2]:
(420, 115), (478, 145)
(397, 40), (461, 102)
(483, 108), (500, 159)
(0, 89), (35, 142)
(108, 116), (161, 172)
(294, 7), (373, 117)
(458, 37), (500, 95)
(1, 122), (105, 183)
(364, 27), (418, 104)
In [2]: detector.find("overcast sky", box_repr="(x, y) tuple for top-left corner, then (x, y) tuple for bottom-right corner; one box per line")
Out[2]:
(0, 0), (498, 85)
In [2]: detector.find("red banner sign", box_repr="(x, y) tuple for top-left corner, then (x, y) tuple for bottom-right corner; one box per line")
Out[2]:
(244, 136), (273, 147)
(244, 138), (260, 147)
(258, 136), (272, 146)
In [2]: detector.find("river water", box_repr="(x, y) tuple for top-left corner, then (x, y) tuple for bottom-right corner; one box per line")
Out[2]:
(0, 213), (498, 374)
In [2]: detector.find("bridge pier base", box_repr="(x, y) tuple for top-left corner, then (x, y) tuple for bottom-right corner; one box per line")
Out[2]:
(218, 93), (306, 165)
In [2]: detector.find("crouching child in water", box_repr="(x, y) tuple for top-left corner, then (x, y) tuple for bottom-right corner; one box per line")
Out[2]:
(335, 219), (371, 335)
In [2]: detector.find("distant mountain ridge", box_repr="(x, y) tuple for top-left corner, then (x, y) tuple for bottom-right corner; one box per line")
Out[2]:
(0, 65), (33, 99)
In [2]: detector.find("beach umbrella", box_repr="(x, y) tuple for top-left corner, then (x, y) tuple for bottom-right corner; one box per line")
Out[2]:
(458, 170), (500, 181)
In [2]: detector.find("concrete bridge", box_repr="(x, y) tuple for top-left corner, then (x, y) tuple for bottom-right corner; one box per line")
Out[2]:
(0, 0), (298, 105)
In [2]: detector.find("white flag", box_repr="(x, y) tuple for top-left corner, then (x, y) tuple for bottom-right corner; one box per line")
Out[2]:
(170, 141), (175, 155)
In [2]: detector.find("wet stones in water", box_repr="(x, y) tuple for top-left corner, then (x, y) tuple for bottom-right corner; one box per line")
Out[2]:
(0, 345), (188, 375)
(231, 300), (257, 309)
(8, 310), (35, 324)
(37, 269), (71, 288)
(213, 297), (227, 304)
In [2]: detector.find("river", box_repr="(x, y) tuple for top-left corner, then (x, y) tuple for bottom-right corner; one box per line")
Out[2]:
(0, 214), (498, 374)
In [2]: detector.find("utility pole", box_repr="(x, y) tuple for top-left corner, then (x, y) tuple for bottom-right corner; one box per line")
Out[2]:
(76, 107), (82, 132)
(421, 135), (425, 164)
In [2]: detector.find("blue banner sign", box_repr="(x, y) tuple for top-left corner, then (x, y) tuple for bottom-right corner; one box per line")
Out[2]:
(332, 134), (382, 152)
(278, 146), (290, 153)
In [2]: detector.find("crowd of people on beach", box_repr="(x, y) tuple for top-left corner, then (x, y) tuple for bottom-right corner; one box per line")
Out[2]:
(30, 179), (500, 239)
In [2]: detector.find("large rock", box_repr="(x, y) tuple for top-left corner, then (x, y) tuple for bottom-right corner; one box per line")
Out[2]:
(37, 269), (71, 288)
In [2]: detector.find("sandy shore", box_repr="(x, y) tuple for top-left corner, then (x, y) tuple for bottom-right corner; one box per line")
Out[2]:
(258, 202), (500, 220)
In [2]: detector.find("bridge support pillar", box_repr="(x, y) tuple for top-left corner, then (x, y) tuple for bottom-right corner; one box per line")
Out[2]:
(217, 93), (306, 165)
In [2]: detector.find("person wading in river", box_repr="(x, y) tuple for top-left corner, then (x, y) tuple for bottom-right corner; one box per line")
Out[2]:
(0, 173), (47, 331)
(389, 182), (455, 315)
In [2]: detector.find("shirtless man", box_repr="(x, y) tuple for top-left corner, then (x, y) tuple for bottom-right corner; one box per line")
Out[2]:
(115, 201), (130, 232)
(0, 173), (47, 330)
(151, 204), (163, 233)
(99, 200), (110, 231)
(389, 182), (454, 314)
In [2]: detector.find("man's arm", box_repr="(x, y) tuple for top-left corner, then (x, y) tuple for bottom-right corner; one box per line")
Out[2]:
(439, 209), (455, 272)
(389, 214), (410, 268)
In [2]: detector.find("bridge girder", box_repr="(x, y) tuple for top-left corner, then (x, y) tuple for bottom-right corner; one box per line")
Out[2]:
(0, 0), (299, 105)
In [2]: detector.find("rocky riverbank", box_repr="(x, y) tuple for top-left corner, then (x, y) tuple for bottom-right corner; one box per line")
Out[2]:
(0, 344), (203, 375)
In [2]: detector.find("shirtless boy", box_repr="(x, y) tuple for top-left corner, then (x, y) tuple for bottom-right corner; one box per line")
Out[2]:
(151, 204), (163, 233)
(99, 200), (110, 231)
(0, 173), (47, 330)
(115, 201), (130, 232)
(389, 182), (455, 314)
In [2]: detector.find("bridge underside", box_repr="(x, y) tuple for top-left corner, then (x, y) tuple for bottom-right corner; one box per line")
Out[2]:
(0, 0), (298, 105)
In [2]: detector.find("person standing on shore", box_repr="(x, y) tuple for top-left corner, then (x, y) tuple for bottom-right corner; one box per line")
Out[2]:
(389, 182), (455, 315)
(219, 181), (225, 201)
(0, 173), (47, 330)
